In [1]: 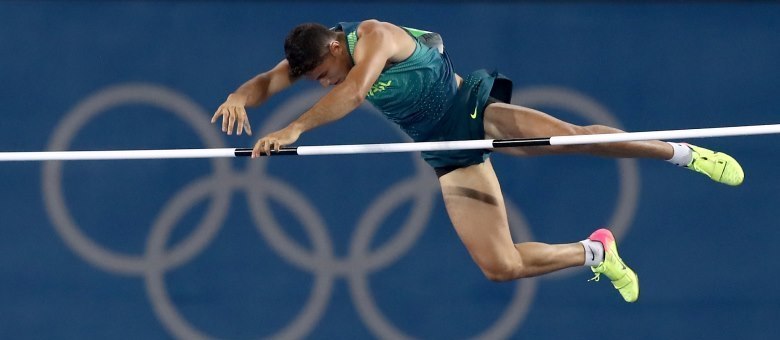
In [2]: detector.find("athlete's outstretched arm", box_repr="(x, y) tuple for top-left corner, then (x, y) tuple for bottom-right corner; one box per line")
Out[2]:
(254, 20), (406, 157)
(212, 59), (297, 136)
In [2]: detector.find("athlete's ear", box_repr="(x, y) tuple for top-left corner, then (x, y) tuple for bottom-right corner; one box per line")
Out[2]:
(328, 40), (341, 56)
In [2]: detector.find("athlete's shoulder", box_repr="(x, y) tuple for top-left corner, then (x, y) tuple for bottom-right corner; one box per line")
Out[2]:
(356, 19), (382, 29)
(334, 20), (401, 35)
(357, 19), (403, 35)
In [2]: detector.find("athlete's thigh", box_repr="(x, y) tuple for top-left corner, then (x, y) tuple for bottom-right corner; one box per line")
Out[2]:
(483, 102), (581, 139)
(483, 102), (582, 156)
(438, 159), (519, 265)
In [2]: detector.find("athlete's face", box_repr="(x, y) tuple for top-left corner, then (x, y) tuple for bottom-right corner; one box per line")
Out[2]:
(306, 40), (351, 87)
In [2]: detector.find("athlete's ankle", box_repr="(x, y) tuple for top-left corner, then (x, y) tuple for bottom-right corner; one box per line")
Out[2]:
(580, 239), (604, 266)
(666, 142), (693, 167)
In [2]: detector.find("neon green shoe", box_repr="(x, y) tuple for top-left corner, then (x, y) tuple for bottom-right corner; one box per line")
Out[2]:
(588, 228), (639, 303)
(685, 144), (744, 186)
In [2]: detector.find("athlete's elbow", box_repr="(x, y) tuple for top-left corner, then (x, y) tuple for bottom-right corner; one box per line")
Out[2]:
(351, 93), (366, 107)
(336, 82), (366, 110)
(344, 88), (366, 108)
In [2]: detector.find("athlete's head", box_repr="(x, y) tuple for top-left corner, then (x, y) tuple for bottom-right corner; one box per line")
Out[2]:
(284, 23), (351, 87)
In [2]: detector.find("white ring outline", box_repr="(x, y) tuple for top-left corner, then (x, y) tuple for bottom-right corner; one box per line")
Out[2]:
(42, 84), (233, 275)
(145, 175), (337, 340)
(40, 84), (636, 339)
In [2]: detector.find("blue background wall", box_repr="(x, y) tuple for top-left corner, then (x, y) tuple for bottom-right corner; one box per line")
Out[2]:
(1, 1), (779, 339)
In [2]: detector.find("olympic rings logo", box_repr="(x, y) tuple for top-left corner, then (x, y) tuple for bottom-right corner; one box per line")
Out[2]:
(41, 84), (638, 339)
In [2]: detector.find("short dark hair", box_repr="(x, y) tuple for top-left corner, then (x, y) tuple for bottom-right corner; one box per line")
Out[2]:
(284, 23), (337, 78)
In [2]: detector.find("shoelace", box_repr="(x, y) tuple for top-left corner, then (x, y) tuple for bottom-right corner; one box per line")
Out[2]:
(588, 261), (607, 282)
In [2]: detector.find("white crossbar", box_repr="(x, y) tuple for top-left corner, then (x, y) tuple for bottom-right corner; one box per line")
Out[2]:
(1, 124), (778, 161)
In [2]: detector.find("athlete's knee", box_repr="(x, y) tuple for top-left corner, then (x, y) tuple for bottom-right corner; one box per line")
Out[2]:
(575, 124), (625, 153)
(476, 257), (522, 282)
(547, 124), (596, 154)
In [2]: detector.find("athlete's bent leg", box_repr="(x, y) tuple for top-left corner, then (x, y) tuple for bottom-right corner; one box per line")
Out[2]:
(438, 159), (584, 281)
(483, 102), (673, 159)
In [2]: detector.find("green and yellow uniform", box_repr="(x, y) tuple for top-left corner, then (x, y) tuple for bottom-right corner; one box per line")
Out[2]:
(335, 22), (512, 171)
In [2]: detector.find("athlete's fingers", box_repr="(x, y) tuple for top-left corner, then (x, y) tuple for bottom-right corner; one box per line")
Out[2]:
(244, 117), (252, 136)
(252, 139), (264, 158)
(259, 139), (268, 156)
(227, 107), (236, 135)
(211, 106), (224, 124)
(267, 140), (276, 156)
(251, 140), (257, 158)
(236, 113), (245, 136)
(221, 107), (229, 132)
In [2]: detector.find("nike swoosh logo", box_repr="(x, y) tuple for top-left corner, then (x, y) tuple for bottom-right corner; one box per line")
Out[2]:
(470, 106), (478, 119)
(588, 246), (595, 261)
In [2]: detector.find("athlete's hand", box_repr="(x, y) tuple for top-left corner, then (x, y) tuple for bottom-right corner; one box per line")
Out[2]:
(212, 93), (252, 136)
(253, 125), (302, 158)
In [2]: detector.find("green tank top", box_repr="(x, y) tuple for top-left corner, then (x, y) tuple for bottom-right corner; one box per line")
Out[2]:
(334, 22), (458, 141)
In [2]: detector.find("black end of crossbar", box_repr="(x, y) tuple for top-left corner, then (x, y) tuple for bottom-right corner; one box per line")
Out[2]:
(492, 138), (552, 148)
(234, 148), (299, 157)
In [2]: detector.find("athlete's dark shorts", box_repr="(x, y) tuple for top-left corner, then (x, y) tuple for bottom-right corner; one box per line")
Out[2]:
(421, 69), (513, 177)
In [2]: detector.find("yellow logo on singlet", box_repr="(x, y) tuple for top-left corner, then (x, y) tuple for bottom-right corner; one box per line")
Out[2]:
(368, 80), (392, 97)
